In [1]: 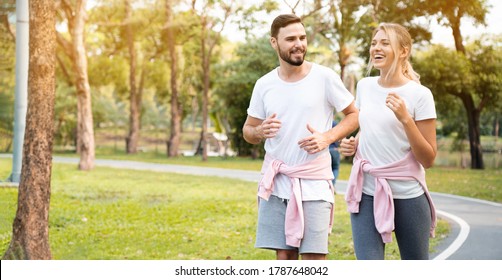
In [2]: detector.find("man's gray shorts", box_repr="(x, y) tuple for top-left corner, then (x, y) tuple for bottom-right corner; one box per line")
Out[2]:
(255, 195), (332, 255)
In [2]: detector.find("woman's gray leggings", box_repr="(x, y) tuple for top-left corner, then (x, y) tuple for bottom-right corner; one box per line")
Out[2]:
(350, 193), (432, 260)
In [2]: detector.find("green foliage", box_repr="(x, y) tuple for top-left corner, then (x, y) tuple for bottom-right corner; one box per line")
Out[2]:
(88, 55), (128, 92)
(0, 0), (15, 12)
(0, 16), (15, 147)
(140, 88), (170, 130)
(213, 36), (277, 156)
(231, 0), (279, 40)
(143, 60), (169, 97)
(91, 86), (128, 129)
(53, 85), (78, 147)
(467, 37), (502, 138)
(468, 38), (502, 112)
(421, 0), (489, 27)
(414, 39), (502, 145)
(0, 91), (13, 151)
(414, 45), (471, 139)
(88, 1), (128, 52)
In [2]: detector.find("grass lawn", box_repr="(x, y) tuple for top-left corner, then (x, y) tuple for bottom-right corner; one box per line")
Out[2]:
(0, 157), (449, 260)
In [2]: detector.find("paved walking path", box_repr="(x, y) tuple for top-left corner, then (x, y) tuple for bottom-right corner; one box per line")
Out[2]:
(2, 154), (502, 259)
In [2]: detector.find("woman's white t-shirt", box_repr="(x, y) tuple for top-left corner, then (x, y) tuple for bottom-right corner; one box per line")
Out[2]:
(247, 63), (354, 202)
(356, 76), (436, 199)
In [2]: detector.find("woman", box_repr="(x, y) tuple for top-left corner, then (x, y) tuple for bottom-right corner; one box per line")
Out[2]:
(340, 23), (438, 260)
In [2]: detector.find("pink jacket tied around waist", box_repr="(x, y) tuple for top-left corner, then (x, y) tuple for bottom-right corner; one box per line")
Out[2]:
(258, 152), (334, 248)
(345, 151), (437, 243)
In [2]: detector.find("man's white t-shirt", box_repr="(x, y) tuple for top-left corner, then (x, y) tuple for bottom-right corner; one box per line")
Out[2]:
(247, 63), (354, 203)
(356, 76), (436, 199)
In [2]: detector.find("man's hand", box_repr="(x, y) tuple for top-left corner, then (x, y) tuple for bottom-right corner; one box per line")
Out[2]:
(298, 124), (329, 154)
(260, 113), (281, 139)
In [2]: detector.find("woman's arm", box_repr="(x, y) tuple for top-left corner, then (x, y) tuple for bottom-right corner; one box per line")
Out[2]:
(404, 118), (437, 169)
(386, 92), (437, 168)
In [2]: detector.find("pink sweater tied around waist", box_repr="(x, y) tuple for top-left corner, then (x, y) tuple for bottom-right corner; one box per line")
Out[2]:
(345, 151), (437, 243)
(258, 152), (334, 248)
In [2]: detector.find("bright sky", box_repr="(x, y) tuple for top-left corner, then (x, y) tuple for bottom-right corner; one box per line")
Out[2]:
(429, 0), (502, 45)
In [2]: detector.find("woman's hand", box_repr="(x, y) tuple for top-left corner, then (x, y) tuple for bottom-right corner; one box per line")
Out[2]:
(339, 136), (357, 156)
(386, 92), (412, 125)
(298, 124), (329, 154)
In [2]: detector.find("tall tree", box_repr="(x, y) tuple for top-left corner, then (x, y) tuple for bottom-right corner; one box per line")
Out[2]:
(3, 0), (56, 259)
(422, 0), (490, 169)
(56, 0), (95, 170)
(415, 40), (501, 169)
(463, 39), (501, 168)
(214, 36), (277, 158)
(91, 0), (166, 154)
(193, 0), (235, 161)
(165, 0), (182, 157)
(322, 0), (365, 83)
(124, 0), (142, 154)
(163, 2), (199, 157)
(423, 0), (488, 54)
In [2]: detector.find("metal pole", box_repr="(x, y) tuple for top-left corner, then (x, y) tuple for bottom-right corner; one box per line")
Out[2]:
(9, 0), (29, 183)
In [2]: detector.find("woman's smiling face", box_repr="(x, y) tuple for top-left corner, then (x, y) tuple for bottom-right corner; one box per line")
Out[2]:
(370, 29), (394, 71)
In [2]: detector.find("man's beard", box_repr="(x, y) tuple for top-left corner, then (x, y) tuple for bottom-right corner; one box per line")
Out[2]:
(278, 45), (306, 66)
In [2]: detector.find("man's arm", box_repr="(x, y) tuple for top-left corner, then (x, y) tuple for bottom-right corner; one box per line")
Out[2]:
(298, 101), (359, 154)
(242, 113), (282, 145)
(325, 101), (359, 144)
(243, 115), (265, 145)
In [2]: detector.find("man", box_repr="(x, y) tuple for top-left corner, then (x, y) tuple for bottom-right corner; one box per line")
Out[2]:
(243, 14), (359, 260)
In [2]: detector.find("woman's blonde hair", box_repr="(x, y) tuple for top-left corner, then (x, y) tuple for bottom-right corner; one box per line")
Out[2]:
(367, 22), (420, 83)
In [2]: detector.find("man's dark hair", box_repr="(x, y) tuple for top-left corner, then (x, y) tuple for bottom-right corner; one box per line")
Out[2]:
(270, 14), (303, 38)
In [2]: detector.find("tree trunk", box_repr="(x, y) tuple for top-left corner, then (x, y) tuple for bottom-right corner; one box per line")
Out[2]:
(461, 94), (484, 169)
(493, 113), (499, 138)
(3, 0), (56, 259)
(194, 2), (233, 161)
(201, 60), (210, 162)
(195, 130), (204, 156)
(166, 0), (182, 157)
(190, 92), (199, 131)
(450, 16), (466, 55)
(125, 0), (140, 154)
(73, 0), (95, 170)
(339, 43), (350, 84)
(449, 10), (481, 168)
(200, 19), (209, 162)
